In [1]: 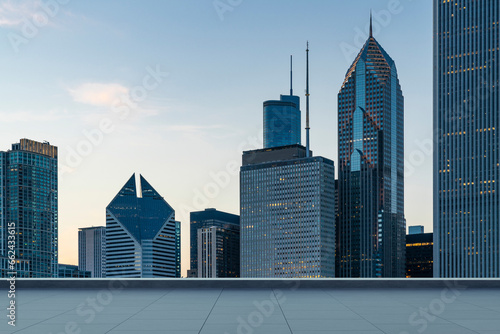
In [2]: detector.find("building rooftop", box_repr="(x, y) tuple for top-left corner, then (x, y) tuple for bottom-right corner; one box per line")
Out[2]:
(1, 279), (499, 333)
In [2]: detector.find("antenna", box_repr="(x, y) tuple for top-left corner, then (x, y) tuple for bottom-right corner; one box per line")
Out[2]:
(370, 10), (373, 37)
(305, 42), (310, 158)
(290, 55), (293, 96)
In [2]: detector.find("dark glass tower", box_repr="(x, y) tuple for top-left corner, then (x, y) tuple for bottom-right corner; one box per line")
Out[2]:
(0, 139), (58, 278)
(433, 0), (499, 277)
(337, 20), (406, 277)
(263, 57), (301, 148)
(190, 208), (240, 277)
(406, 231), (433, 278)
(105, 174), (181, 278)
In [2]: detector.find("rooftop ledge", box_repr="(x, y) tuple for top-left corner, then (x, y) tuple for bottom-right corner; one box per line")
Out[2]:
(3, 278), (500, 289)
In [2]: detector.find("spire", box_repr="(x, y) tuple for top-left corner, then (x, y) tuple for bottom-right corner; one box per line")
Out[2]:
(290, 55), (293, 96)
(305, 41), (310, 158)
(369, 10), (373, 37)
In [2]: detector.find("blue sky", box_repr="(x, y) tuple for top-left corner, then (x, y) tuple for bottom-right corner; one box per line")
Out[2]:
(0, 0), (433, 275)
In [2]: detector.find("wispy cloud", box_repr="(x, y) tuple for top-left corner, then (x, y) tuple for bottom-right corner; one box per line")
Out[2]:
(0, 109), (68, 122)
(166, 124), (224, 133)
(68, 83), (129, 107)
(0, 0), (41, 27)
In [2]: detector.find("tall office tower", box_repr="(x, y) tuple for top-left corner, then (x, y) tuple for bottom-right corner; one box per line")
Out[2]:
(433, 0), (500, 278)
(105, 174), (181, 278)
(241, 44), (335, 278)
(240, 145), (336, 278)
(78, 226), (106, 278)
(337, 18), (406, 278)
(190, 208), (240, 278)
(263, 56), (301, 148)
(406, 227), (433, 278)
(0, 139), (58, 278)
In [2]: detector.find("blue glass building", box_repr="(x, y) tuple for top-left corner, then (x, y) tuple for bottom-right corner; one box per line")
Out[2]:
(337, 23), (406, 277)
(0, 139), (58, 278)
(190, 208), (240, 277)
(105, 174), (181, 278)
(433, 0), (499, 277)
(263, 96), (301, 148)
(263, 80), (301, 148)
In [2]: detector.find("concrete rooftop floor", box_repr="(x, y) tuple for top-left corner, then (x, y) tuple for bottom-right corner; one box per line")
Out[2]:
(1, 282), (500, 334)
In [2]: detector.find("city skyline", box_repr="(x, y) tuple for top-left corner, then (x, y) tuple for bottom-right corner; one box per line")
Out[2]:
(0, 1), (433, 275)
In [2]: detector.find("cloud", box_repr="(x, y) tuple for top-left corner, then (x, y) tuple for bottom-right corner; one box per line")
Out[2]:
(166, 124), (224, 133)
(0, 0), (41, 27)
(68, 83), (129, 107)
(0, 109), (67, 122)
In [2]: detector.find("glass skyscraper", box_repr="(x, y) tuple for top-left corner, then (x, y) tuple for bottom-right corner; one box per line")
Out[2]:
(337, 24), (406, 277)
(78, 226), (106, 278)
(433, 0), (499, 277)
(190, 208), (240, 278)
(105, 174), (181, 278)
(240, 145), (336, 278)
(0, 139), (58, 278)
(263, 95), (301, 148)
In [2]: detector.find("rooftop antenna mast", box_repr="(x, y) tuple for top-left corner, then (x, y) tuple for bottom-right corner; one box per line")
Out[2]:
(305, 41), (310, 158)
(290, 55), (293, 95)
(370, 10), (373, 37)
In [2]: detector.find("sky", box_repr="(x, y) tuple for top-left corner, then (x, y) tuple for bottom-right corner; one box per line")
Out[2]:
(0, 0), (433, 276)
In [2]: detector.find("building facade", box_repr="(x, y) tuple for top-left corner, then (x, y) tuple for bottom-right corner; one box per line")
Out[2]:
(240, 145), (336, 278)
(264, 95), (301, 149)
(197, 225), (240, 278)
(58, 264), (91, 278)
(190, 208), (240, 278)
(409, 225), (425, 235)
(433, 0), (499, 277)
(78, 226), (106, 278)
(337, 24), (406, 277)
(105, 174), (181, 278)
(406, 231), (433, 278)
(0, 139), (58, 278)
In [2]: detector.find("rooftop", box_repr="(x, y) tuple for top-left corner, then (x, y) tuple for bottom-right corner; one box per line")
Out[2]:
(2, 279), (499, 334)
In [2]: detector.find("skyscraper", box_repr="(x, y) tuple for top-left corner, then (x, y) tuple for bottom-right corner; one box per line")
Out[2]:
(337, 18), (406, 277)
(241, 45), (336, 278)
(0, 139), (58, 278)
(105, 174), (181, 278)
(78, 226), (106, 278)
(240, 145), (336, 278)
(190, 208), (240, 278)
(263, 56), (301, 148)
(433, 0), (499, 277)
